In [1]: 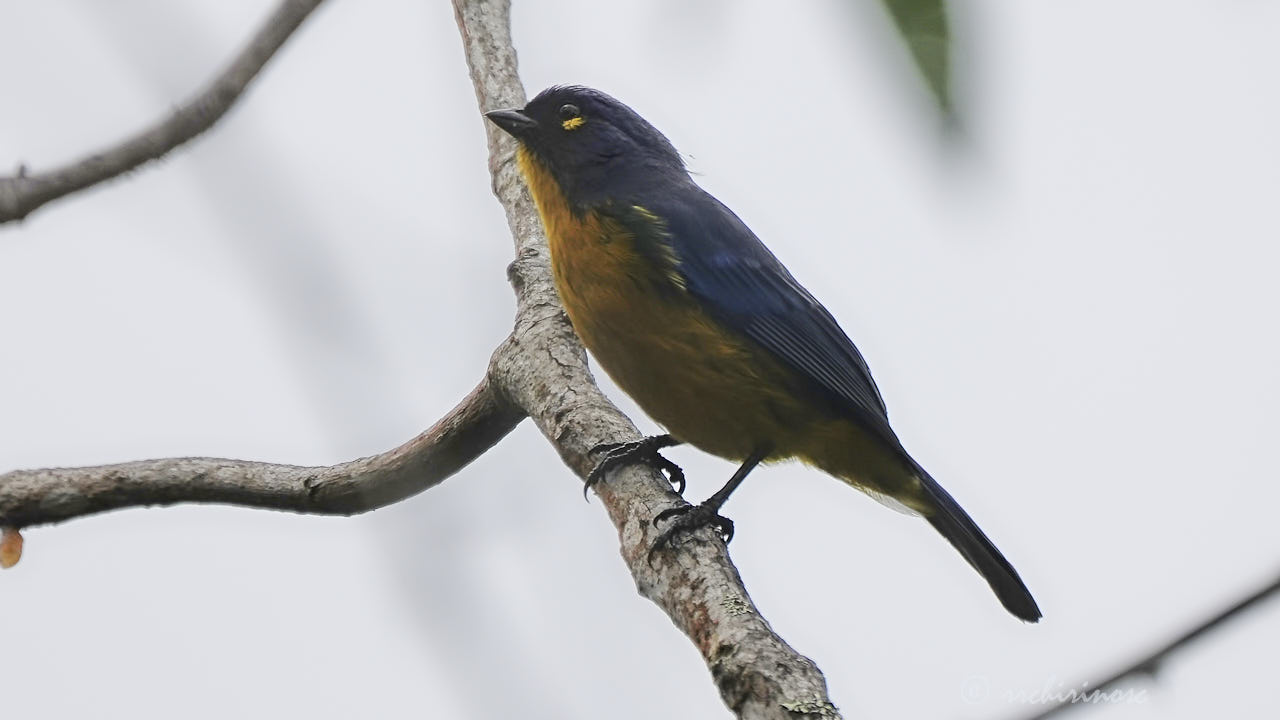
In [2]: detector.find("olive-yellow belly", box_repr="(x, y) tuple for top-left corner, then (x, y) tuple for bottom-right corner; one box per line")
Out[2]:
(561, 265), (807, 461)
(550, 232), (915, 502)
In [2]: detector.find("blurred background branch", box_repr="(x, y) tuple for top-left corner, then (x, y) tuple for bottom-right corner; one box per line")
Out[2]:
(0, 0), (326, 224)
(1017, 570), (1280, 720)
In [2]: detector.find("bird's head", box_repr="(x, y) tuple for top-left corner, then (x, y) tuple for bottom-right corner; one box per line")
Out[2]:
(486, 86), (685, 207)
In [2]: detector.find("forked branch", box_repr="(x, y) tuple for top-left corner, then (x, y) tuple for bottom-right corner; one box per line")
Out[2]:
(0, 1), (841, 717)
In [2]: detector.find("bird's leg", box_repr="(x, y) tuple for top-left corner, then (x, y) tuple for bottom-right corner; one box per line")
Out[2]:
(648, 447), (769, 561)
(585, 434), (685, 500)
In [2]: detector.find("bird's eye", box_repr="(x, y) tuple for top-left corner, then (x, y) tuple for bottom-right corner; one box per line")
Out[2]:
(559, 103), (585, 131)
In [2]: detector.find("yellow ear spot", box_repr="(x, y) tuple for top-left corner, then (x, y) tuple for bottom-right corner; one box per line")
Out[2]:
(562, 116), (586, 131)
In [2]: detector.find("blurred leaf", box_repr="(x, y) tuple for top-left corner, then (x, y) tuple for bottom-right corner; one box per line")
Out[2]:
(879, 0), (952, 116)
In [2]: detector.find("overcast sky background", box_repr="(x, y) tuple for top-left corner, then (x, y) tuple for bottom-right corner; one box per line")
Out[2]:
(2, 1), (1278, 718)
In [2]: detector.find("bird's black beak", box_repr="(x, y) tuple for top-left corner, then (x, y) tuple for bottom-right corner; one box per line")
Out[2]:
(485, 109), (538, 138)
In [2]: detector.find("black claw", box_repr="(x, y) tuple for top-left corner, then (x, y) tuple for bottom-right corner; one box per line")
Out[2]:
(644, 446), (765, 563)
(652, 456), (686, 495)
(583, 434), (684, 500)
(647, 502), (735, 564)
(651, 505), (686, 527)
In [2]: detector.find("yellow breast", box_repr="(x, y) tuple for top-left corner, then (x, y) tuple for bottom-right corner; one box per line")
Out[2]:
(517, 148), (805, 459)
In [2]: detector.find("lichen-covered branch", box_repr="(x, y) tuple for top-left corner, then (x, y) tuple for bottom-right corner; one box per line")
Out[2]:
(452, 2), (839, 717)
(0, 377), (523, 527)
(0, 0), (327, 224)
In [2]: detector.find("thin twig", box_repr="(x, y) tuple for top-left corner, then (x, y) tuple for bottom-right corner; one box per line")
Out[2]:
(0, 377), (523, 527)
(0, 0), (327, 224)
(1018, 570), (1280, 720)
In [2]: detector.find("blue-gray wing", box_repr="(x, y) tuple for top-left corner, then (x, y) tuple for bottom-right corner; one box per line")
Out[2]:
(625, 186), (900, 448)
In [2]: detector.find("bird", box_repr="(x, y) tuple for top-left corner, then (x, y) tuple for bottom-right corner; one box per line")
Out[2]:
(486, 86), (1041, 622)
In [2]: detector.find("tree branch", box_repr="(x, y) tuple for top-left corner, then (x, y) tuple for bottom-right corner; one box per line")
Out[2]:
(0, 0), (327, 225)
(1017, 570), (1280, 720)
(1, 1), (840, 716)
(0, 376), (523, 527)
(453, 2), (839, 718)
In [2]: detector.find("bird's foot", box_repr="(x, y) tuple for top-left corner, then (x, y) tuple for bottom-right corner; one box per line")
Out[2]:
(647, 501), (734, 563)
(585, 434), (685, 500)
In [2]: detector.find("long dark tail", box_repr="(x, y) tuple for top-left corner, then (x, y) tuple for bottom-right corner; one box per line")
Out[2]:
(915, 466), (1042, 622)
